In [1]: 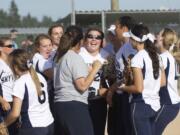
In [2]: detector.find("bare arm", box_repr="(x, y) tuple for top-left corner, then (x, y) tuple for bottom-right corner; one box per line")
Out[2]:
(74, 60), (102, 93)
(43, 68), (53, 80)
(5, 97), (22, 126)
(74, 68), (99, 93)
(0, 96), (11, 111)
(120, 67), (144, 93)
(160, 68), (166, 87)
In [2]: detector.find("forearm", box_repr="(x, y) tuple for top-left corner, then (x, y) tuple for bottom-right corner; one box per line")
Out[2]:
(5, 112), (18, 126)
(108, 81), (122, 92)
(120, 84), (141, 93)
(0, 96), (4, 104)
(43, 68), (53, 80)
(83, 69), (97, 90)
(77, 69), (98, 93)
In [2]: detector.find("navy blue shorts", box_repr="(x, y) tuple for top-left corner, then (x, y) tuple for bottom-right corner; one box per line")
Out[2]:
(107, 93), (132, 135)
(54, 101), (94, 135)
(131, 102), (156, 135)
(18, 123), (54, 135)
(88, 98), (107, 135)
(154, 103), (180, 135)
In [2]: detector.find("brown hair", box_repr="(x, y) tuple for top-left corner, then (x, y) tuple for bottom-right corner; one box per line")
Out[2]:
(34, 34), (52, 53)
(0, 37), (11, 47)
(9, 49), (42, 96)
(0, 36), (12, 56)
(161, 28), (177, 50)
(48, 24), (64, 36)
(84, 28), (104, 47)
(131, 24), (160, 79)
(55, 25), (83, 63)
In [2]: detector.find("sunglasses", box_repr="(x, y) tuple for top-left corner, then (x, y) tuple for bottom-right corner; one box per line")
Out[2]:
(87, 34), (103, 40)
(2, 44), (14, 48)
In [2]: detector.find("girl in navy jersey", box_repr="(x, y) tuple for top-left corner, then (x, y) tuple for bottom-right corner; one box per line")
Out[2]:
(155, 28), (180, 135)
(79, 28), (107, 135)
(116, 24), (166, 135)
(5, 49), (54, 135)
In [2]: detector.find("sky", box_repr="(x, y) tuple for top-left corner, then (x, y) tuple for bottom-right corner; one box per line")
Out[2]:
(0, 0), (180, 21)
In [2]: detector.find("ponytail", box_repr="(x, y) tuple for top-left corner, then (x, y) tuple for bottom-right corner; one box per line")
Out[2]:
(55, 34), (73, 63)
(144, 40), (160, 79)
(55, 25), (83, 63)
(130, 24), (160, 80)
(9, 49), (43, 96)
(29, 66), (42, 96)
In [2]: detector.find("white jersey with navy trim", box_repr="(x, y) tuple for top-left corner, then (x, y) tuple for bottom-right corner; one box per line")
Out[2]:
(79, 47), (106, 99)
(131, 49), (161, 111)
(0, 59), (14, 102)
(32, 53), (53, 74)
(160, 51), (180, 105)
(13, 72), (54, 128)
(115, 42), (136, 94)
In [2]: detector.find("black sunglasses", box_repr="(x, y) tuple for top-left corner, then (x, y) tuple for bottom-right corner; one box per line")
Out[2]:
(87, 34), (103, 40)
(2, 44), (14, 48)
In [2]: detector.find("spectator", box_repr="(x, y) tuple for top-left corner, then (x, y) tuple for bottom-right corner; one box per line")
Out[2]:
(10, 29), (19, 49)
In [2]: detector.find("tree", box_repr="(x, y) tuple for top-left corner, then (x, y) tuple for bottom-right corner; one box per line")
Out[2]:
(0, 10), (8, 27)
(8, 0), (21, 27)
(22, 13), (40, 27)
(40, 16), (53, 27)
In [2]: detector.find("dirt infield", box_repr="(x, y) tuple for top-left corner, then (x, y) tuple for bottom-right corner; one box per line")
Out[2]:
(163, 111), (180, 135)
(104, 110), (180, 135)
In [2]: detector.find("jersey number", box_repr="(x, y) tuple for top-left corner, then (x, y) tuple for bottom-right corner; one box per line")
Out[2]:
(94, 72), (101, 81)
(38, 83), (46, 104)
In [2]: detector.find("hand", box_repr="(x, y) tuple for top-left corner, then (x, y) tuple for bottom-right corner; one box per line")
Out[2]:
(0, 122), (8, 135)
(118, 83), (125, 91)
(1, 99), (11, 111)
(106, 90), (113, 107)
(98, 88), (108, 97)
(92, 60), (102, 71)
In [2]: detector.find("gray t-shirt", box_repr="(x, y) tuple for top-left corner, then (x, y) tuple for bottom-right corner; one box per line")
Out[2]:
(54, 50), (89, 104)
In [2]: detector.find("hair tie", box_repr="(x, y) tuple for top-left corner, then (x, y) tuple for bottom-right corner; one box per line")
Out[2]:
(146, 33), (156, 43)
(27, 60), (33, 68)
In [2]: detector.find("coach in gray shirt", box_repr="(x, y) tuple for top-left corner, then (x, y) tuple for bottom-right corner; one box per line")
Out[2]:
(53, 26), (102, 135)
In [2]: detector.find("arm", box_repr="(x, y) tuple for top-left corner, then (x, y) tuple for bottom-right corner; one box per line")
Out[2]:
(74, 69), (98, 93)
(74, 60), (102, 93)
(120, 67), (143, 93)
(0, 96), (11, 111)
(43, 68), (53, 80)
(160, 68), (166, 87)
(5, 97), (22, 126)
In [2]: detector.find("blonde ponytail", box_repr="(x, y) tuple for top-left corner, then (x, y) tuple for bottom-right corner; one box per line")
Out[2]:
(29, 66), (42, 96)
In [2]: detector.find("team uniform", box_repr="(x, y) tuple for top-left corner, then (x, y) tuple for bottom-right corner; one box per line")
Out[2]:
(32, 53), (54, 113)
(53, 50), (94, 135)
(0, 59), (18, 135)
(130, 49), (162, 135)
(79, 47), (107, 135)
(113, 42), (136, 135)
(32, 53), (52, 76)
(154, 51), (180, 135)
(13, 72), (54, 135)
(0, 59), (14, 103)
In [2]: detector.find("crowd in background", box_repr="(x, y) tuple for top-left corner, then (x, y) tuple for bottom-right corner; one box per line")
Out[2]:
(0, 15), (180, 135)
